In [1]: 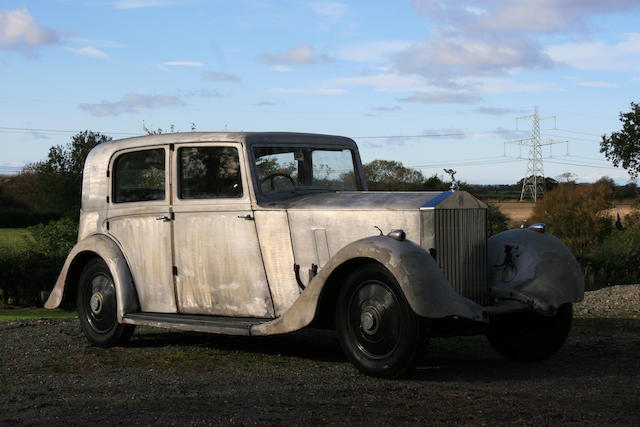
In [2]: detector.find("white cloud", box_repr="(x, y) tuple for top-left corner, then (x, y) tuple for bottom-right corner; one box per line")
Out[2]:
(182, 89), (222, 98)
(112, 0), (174, 9)
(259, 45), (333, 65)
(467, 77), (564, 94)
(340, 41), (411, 63)
(412, 0), (640, 34)
(395, 34), (555, 83)
(327, 73), (432, 93)
(69, 37), (123, 49)
(546, 33), (640, 72)
(399, 0), (640, 89)
(397, 92), (483, 104)
(66, 46), (110, 58)
(310, 2), (348, 21)
(578, 81), (619, 88)
(268, 88), (346, 95)
(79, 93), (185, 116)
(271, 65), (291, 72)
(162, 61), (203, 67)
(474, 107), (526, 116)
(0, 8), (59, 55)
(203, 71), (240, 82)
(370, 106), (403, 112)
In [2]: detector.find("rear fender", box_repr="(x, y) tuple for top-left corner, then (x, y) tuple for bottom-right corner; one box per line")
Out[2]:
(488, 229), (584, 312)
(252, 235), (485, 335)
(44, 234), (139, 322)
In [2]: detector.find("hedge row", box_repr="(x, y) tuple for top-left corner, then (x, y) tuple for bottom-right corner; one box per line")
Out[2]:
(0, 218), (76, 306)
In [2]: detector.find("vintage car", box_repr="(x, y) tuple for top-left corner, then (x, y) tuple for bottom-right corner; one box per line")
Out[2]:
(45, 132), (584, 378)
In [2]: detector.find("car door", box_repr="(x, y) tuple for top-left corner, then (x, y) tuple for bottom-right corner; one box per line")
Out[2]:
(171, 143), (275, 318)
(107, 146), (177, 313)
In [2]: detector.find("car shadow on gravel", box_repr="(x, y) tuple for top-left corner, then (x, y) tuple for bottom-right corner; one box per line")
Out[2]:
(127, 327), (348, 363)
(118, 316), (640, 380)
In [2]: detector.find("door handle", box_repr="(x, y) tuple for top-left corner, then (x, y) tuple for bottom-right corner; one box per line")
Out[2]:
(155, 215), (171, 222)
(237, 214), (254, 220)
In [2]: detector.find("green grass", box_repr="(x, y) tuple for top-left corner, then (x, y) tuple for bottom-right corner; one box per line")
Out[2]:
(0, 228), (32, 253)
(0, 308), (76, 322)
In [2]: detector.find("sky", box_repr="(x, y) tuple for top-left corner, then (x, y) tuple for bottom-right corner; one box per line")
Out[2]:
(1, 0), (640, 184)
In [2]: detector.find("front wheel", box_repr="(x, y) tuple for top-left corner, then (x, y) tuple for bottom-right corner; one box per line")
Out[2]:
(77, 258), (135, 347)
(487, 303), (573, 362)
(336, 264), (425, 378)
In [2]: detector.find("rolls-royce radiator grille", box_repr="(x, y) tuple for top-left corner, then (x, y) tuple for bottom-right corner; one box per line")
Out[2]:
(434, 208), (490, 305)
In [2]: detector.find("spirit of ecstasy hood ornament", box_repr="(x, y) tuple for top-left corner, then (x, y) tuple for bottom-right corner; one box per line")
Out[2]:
(443, 169), (459, 192)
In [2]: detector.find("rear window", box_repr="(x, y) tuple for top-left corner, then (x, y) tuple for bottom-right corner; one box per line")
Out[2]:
(113, 149), (165, 203)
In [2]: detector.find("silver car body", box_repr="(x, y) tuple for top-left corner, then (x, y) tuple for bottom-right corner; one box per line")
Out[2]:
(45, 132), (584, 336)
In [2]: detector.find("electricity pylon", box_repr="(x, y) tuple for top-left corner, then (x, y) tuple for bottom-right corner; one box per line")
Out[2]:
(504, 106), (564, 202)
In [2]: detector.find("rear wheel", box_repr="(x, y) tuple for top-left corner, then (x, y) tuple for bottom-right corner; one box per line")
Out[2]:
(487, 303), (573, 362)
(77, 258), (135, 347)
(336, 264), (425, 378)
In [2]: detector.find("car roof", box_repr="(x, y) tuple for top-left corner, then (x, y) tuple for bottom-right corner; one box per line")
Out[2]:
(87, 131), (357, 161)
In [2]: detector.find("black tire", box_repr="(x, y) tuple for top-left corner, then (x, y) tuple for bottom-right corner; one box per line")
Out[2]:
(336, 264), (425, 378)
(77, 258), (135, 347)
(487, 303), (573, 362)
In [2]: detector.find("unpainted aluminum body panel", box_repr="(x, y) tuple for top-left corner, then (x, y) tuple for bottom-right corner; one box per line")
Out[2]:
(172, 208), (274, 317)
(487, 229), (585, 311)
(252, 235), (486, 336)
(253, 210), (300, 316)
(44, 234), (139, 322)
(107, 209), (176, 313)
(287, 209), (421, 285)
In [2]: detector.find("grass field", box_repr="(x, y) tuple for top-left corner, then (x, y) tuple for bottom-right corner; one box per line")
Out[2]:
(0, 308), (76, 322)
(0, 228), (31, 253)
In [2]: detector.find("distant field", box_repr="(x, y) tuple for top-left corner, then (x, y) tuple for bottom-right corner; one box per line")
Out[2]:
(494, 201), (637, 228)
(0, 228), (31, 253)
(0, 308), (76, 322)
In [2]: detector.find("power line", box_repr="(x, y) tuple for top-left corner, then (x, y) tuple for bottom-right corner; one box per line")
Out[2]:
(0, 126), (141, 136)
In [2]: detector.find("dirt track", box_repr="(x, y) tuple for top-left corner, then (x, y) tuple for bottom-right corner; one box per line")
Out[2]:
(1, 288), (639, 426)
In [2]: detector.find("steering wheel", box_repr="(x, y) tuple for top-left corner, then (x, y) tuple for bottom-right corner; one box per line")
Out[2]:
(260, 173), (296, 192)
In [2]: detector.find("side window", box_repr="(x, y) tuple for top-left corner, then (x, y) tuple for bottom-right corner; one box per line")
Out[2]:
(179, 147), (243, 199)
(113, 149), (165, 203)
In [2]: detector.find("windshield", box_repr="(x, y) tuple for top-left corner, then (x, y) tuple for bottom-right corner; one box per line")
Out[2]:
(253, 147), (359, 194)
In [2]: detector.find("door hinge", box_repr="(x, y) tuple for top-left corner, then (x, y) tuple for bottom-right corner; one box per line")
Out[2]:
(172, 266), (178, 276)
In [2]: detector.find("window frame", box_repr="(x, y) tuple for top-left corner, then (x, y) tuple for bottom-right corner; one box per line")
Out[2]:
(171, 142), (252, 207)
(110, 146), (168, 205)
(176, 145), (244, 200)
(250, 143), (363, 199)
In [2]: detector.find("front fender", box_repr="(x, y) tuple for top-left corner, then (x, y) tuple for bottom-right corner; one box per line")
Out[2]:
(252, 235), (485, 335)
(44, 234), (139, 322)
(488, 229), (584, 311)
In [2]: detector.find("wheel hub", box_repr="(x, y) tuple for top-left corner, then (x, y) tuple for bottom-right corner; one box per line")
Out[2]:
(90, 292), (104, 315)
(360, 308), (380, 335)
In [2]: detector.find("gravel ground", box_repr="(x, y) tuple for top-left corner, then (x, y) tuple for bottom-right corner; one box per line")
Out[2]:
(1, 285), (639, 426)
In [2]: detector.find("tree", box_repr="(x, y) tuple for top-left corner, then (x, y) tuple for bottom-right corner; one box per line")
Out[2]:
(21, 131), (111, 219)
(601, 102), (640, 178)
(364, 160), (425, 191)
(530, 183), (614, 258)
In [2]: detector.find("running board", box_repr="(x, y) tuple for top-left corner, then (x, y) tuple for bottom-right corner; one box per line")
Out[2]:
(122, 312), (273, 336)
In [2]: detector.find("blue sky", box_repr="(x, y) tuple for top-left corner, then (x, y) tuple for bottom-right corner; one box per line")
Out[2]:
(1, 0), (640, 184)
